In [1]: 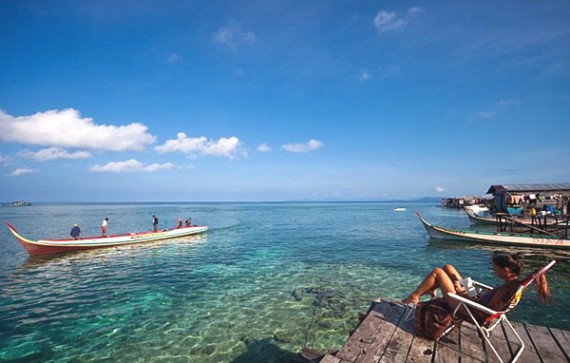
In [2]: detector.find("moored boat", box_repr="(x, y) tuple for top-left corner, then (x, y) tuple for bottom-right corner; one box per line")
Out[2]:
(5, 222), (208, 256)
(416, 211), (570, 249)
(463, 204), (489, 213)
(465, 208), (565, 227)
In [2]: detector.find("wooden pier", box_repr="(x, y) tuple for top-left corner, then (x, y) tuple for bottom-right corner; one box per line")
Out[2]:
(309, 299), (570, 363)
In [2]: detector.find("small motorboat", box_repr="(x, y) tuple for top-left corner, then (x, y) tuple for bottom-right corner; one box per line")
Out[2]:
(6, 222), (208, 256)
(394, 208), (406, 212)
(11, 200), (32, 206)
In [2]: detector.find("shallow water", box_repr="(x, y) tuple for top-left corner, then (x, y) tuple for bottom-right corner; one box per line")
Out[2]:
(1, 202), (568, 362)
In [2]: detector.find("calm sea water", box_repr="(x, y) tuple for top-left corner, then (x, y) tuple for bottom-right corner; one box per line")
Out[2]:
(1, 202), (568, 362)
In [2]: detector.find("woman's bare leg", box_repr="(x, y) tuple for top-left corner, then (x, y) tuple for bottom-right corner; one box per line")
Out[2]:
(403, 266), (458, 305)
(442, 264), (467, 296)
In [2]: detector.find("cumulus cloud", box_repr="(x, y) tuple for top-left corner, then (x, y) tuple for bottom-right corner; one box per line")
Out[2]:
(18, 147), (92, 161)
(282, 139), (324, 153)
(212, 25), (256, 51)
(257, 143), (272, 153)
(374, 7), (423, 34)
(10, 167), (38, 177)
(90, 159), (175, 173)
(156, 132), (243, 159)
(435, 186), (446, 193)
(0, 109), (156, 151)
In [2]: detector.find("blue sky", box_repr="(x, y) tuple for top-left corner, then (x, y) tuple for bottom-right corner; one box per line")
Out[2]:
(1, 1), (569, 202)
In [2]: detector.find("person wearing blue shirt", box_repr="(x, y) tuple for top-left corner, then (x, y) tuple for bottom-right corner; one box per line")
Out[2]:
(70, 224), (81, 240)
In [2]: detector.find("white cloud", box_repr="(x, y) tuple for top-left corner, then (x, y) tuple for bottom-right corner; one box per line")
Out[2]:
(282, 139), (324, 153)
(0, 108), (156, 151)
(10, 167), (38, 177)
(0, 155), (8, 165)
(495, 99), (519, 108)
(212, 25), (256, 51)
(374, 7), (423, 34)
(167, 53), (182, 63)
(90, 159), (175, 173)
(18, 147), (92, 161)
(257, 143), (272, 153)
(435, 186), (446, 193)
(374, 11), (406, 34)
(156, 132), (243, 159)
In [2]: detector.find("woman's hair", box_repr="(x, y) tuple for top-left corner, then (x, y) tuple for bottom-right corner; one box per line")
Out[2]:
(492, 252), (524, 276)
(493, 252), (554, 304)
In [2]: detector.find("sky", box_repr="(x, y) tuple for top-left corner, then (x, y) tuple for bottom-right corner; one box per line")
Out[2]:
(1, 1), (569, 202)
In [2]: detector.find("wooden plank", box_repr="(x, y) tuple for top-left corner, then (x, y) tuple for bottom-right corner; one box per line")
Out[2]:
(318, 297), (570, 363)
(549, 328), (570, 360)
(354, 303), (405, 363)
(526, 324), (568, 363)
(378, 305), (415, 363)
(320, 354), (342, 363)
(458, 323), (485, 363)
(405, 335), (435, 363)
(335, 302), (394, 362)
(503, 321), (541, 363)
(433, 327), (459, 363)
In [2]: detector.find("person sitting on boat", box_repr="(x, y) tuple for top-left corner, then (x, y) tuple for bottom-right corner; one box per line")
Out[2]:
(177, 218), (183, 228)
(402, 253), (552, 319)
(101, 217), (109, 237)
(185, 218), (192, 227)
(152, 215), (159, 232)
(70, 224), (81, 240)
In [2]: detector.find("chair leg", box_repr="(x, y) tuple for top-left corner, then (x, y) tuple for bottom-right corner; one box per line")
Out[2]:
(479, 329), (505, 363)
(503, 318), (525, 363)
(476, 318), (525, 363)
(438, 322), (458, 341)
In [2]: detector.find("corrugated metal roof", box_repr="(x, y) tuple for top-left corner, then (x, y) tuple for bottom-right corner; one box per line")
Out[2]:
(487, 183), (570, 194)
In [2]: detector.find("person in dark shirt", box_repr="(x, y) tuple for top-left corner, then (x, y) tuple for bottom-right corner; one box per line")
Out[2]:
(152, 215), (159, 232)
(70, 224), (81, 240)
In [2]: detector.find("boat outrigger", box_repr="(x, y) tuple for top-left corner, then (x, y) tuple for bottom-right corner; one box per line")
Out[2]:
(416, 212), (570, 249)
(5, 222), (208, 256)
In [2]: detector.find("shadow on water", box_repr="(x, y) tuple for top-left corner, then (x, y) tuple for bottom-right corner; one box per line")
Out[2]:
(231, 338), (310, 363)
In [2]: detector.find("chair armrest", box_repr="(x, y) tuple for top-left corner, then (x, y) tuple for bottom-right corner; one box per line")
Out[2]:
(447, 293), (498, 315)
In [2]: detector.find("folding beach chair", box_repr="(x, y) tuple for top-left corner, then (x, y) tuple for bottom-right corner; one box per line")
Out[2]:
(444, 260), (556, 363)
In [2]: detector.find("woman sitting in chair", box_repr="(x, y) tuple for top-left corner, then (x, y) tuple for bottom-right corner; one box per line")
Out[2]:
(403, 253), (551, 313)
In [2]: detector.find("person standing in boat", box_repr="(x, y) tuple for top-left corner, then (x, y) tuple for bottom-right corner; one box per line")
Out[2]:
(101, 217), (109, 237)
(70, 224), (81, 240)
(152, 215), (159, 232)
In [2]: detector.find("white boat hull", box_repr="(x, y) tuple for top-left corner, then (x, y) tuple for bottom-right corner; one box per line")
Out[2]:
(416, 212), (570, 249)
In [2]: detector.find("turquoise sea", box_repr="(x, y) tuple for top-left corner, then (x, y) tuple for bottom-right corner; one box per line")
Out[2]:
(1, 202), (569, 362)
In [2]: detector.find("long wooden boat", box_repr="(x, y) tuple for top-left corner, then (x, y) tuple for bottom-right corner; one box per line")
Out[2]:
(416, 212), (570, 249)
(6, 222), (208, 256)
